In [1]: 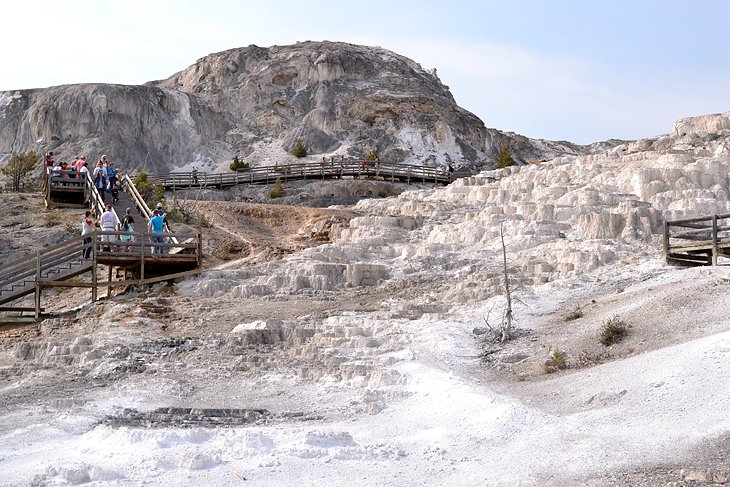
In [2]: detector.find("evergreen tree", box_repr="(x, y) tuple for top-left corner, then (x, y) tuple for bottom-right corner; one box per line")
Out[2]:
(496, 146), (516, 169)
(269, 177), (285, 198)
(230, 155), (249, 171)
(292, 139), (307, 158)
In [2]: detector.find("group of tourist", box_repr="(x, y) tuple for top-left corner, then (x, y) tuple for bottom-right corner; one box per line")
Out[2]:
(47, 153), (123, 204)
(81, 202), (169, 257)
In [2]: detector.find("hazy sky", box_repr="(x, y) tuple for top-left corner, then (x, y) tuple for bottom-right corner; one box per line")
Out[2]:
(1, 0), (728, 144)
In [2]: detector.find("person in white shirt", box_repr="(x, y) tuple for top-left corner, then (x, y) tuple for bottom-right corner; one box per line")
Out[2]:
(99, 204), (120, 251)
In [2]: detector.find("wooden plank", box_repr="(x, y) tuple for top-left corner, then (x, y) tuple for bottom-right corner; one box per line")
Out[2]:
(0, 306), (44, 312)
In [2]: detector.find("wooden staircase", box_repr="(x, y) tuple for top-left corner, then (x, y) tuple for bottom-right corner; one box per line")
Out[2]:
(0, 236), (93, 319)
(2, 176), (202, 323)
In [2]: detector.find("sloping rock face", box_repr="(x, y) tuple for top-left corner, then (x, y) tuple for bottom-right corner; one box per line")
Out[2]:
(0, 85), (229, 173)
(0, 41), (579, 173)
(180, 127), (730, 303)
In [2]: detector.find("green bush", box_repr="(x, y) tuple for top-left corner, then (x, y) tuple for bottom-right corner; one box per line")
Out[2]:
(543, 348), (568, 373)
(133, 171), (165, 208)
(292, 139), (308, 158)
(269, 177), (284, 198)
(366, 149), (379, 162)
(496, 146), (516, 169)
(230, 155), (249, 171)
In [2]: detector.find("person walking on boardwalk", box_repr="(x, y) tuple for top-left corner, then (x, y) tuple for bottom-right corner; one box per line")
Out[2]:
(107, 161), (118, 189)
(81, 210), (94, 259)
(119, 208), (135, 252)
(93, 161), (106, 202)
(99, 204), (120, 252)
(148, 209), (166, 254)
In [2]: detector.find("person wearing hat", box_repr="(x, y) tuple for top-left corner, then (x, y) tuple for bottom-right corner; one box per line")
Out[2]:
(99, 203), (120, 252)
(148, 209), (166, 254)
(155, 202), (169, 229)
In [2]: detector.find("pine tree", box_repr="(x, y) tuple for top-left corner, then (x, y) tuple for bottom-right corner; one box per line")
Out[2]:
(496, 146), (516, 169)
(292, 139), (308, 158)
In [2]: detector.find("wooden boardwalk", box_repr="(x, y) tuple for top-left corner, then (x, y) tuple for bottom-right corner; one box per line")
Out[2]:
(148, 160), (454, 190)
(663, 212), (730, 266)
(0, 230), (202, 323)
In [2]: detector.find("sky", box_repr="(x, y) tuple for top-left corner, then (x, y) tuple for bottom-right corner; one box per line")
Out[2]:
(1, 0), (729, 144)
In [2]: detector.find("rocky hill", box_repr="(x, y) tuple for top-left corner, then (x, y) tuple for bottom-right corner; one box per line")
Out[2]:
(1, 41), (584, 174)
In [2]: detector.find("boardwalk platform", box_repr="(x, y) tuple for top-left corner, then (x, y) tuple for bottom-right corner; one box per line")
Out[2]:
(663, 213), (730, 266)
(148, 161), (454, 190)
(0, 228), (202, 323)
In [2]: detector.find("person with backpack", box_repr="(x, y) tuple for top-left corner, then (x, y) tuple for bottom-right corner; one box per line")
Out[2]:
(119, 208), (135, 252)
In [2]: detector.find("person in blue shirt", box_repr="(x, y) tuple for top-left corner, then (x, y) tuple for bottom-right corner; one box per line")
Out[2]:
(148, 209), (166, 254)
(107, 161), (118, 190)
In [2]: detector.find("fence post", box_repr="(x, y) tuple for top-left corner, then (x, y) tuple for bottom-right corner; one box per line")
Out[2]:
(91, 235), (98, 302)
(107, 265), (113, 297)
(662, 220), (670, 262)
(712, 214), (719, 266)
(140, 232), (146, 283)
(34, 251), (41, 320)
(197, 232), (203, 270)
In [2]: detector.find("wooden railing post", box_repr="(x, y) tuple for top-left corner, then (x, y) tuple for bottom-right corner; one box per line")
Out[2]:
(140, 232), (146, 284)
(197, 232), (203, 270)
(662, 220), (670, 262)
(91, 234), (98, 302)
(34, 251), (41, 320)
(712, 214), (719, 266)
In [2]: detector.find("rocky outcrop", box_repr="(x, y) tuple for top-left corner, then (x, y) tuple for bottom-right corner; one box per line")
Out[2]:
(0, 84), (232, 173)
(0, 41), (582, 174)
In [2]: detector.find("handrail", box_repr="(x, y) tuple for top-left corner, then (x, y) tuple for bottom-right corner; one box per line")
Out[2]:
(1, 228), (202, 311)
(119, 174), (178, 245)
(120, 173), (152, 217)
(145, 160), (453, 189)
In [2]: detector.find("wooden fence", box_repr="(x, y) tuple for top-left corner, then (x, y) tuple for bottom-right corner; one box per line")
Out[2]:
(146, 160), (453, 190)
(663, 212), (730, 266)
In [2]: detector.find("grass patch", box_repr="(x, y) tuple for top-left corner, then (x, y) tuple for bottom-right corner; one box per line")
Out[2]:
(43, 211), (63, 227)
(543, 348), (568, 373)
(564, 306), (583, 321)
(600, 315), (627, 346)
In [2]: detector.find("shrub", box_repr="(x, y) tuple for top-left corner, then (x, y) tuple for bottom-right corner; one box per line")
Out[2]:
(292, 139), (307, 158)
(133, 171), (165, 208)
(600, 316), (627, 346)
(564, 306), (584, 321)
(269, 177), (284, 198)
(543, 348), (568, 373)
(574, 350), (612, 368)
(230, 155), (249, 171)
(496, 146), (516, 169)
(366, 149), (379, 162)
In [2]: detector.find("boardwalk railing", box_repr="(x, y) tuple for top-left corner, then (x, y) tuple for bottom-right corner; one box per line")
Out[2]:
(146, 161), (453, 190)
(663, 213), (730, 266)
(0, 229), (202, 322)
